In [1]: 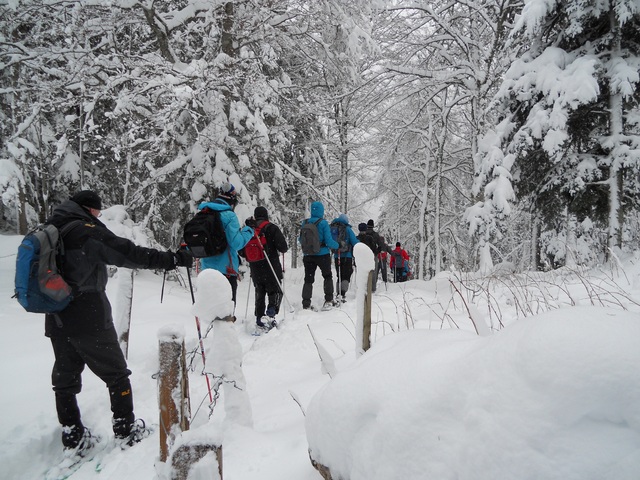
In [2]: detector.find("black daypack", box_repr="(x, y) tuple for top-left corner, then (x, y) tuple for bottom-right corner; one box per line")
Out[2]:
(183, 208), (228, 258)
(358, 231), (377, 253)
(300, 218), (323, 255)
(14, 222), (79, 313)
(330, 221), (350, 253)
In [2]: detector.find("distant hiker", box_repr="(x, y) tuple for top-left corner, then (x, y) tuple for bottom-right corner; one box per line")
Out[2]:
(366, 220), (389, 292)
(330, 214), (359, 302)
(241, 206), (288, 331)
(196, 183), (254, 303)
(43, 190), (193, 455)
(299, 201), (340, 310)
(377, 235), (390, 284)
(390, 242), (410, 282)
(357, 222), (377, 252)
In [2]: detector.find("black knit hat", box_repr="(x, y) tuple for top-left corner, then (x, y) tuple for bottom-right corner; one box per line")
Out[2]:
(71, 190), (102, 210)
(367, 219), (374, 227)
(358, 223), (368, 232)
(396, 242), (401, 247)
(254, 206), (269, 220)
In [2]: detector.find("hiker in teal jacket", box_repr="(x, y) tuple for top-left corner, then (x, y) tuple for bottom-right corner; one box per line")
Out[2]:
(299, 201), (339, 310)
(198, 183), (254, 302)
(330, 213), (359, 302)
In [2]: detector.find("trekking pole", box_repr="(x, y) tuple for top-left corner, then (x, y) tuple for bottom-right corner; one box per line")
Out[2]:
(257, 239), (294, 313)
(336, 254), (341, 303)
(244, 274), (253, 322)
(161, 270), (167, 303)
(281, 252), (288, 322)
(185, 263), (213, 403)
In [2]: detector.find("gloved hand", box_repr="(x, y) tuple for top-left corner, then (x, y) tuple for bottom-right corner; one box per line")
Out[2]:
(245, 216), (257, 228)
(174, 248), (194, 268)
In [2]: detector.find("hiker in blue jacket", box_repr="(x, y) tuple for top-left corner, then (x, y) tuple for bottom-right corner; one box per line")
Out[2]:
(299, 201), (340, 310)
(330, 214), (359, 302)
(198, 182), (254, 303)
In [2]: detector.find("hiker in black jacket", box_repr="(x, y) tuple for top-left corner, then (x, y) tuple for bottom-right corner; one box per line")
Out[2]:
(366, 220), (390, 292)
(241, 206), (288, 331)
(44, 190), (193, 455)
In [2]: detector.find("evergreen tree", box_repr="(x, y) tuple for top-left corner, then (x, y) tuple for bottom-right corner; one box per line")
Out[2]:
(473, 0), (640, 266)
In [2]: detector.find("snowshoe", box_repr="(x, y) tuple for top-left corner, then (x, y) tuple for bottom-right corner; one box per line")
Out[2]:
(252, 317), (275, 336)
(322, 300), (339, 311)
(46, 429), (101, 480)
(115, 418), (152, 449)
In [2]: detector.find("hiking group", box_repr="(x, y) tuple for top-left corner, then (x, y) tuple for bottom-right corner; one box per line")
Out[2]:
(299, 202), (412, 311)
(14, 184), (411, 465)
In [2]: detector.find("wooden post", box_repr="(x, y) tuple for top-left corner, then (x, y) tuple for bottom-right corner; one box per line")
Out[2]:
(362, 270), (373, 352)
(171, 444), (223, 480)
(158, 334), (190, 463)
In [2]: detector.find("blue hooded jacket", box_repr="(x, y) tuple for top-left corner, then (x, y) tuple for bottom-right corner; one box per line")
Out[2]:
(330, 214), (359, 259)
(299, 201), (339, 256)
(197, 198), (254, 275)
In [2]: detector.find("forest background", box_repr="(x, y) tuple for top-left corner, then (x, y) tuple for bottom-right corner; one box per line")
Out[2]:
(3, 0), (640, 277)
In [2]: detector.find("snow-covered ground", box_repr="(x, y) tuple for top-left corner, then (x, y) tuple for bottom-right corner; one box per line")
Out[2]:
(1, 230), (640, 479)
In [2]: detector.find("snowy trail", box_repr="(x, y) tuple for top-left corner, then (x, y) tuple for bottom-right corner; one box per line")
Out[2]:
(0, 233), (430, 479)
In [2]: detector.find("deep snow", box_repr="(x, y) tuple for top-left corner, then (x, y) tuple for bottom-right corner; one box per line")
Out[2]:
(1, 229), (640, 479)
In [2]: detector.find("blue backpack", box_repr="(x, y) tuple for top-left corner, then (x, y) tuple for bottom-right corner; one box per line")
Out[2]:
(330, 221), (350, 253)
(14, 222), (79, 313)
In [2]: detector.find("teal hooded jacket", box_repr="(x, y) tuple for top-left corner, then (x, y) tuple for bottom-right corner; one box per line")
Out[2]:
(197, 198), (254, 275)
(299, 201), (339, 256)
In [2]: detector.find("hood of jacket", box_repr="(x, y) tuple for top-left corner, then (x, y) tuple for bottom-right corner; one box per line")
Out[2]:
(310, 201), (324, 219)
(332, 214), (351, 226)
(198, 199), (232, 212)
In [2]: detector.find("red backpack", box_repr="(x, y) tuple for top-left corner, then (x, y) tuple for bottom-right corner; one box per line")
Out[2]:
(244, 221), (270, 262)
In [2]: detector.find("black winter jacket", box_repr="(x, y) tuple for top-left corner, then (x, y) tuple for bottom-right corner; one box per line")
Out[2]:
(45, 200), (175, 337)
(244, 220), (288, 284)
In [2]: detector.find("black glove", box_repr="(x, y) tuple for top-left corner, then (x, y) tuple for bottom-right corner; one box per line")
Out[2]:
(245, 216), (257, 228)
(174, 249), (194, 268)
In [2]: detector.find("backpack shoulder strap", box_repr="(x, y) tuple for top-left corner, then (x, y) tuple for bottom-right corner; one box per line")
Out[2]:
(59, 219), (84, 236)
(256, 220), (269, 235)
(56, 220), (85, 255)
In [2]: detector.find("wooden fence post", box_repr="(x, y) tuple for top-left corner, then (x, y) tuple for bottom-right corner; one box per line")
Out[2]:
(158, 333), (190, 463)
(171, 444), (223, 480)
(362, 270), (373, 352)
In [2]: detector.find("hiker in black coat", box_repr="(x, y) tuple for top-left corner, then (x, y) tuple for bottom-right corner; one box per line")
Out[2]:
(44, 190), (193, 453)
(366, 219), (390, 292)
(241, 206), (288, 329)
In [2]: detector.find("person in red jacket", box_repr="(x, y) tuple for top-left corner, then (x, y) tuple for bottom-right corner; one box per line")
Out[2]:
(389, 242), (410, 282)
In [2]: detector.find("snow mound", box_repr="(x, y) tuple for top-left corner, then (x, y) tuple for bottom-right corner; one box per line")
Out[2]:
(306, 306), (640, 480)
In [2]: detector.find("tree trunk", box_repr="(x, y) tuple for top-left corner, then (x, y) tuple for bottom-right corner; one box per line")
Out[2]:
(565, 211), (578, 268)
(434, 148), (443, 275)
(115, 268), (135, 359)
(17, 187), (28, 234)
(221, 2), (234, 57)
(336, 99), (349, 213)
(607, 10), (624, 255)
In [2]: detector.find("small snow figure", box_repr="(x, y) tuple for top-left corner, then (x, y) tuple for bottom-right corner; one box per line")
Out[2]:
(193, 269), (253, 427)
